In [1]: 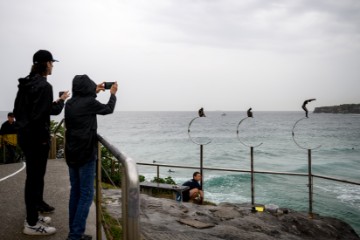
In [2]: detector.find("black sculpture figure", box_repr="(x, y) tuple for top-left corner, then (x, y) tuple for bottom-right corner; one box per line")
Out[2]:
(198, 107), (206, 117)
(247, 108), (253, 118)
(302, 99), (316, 118)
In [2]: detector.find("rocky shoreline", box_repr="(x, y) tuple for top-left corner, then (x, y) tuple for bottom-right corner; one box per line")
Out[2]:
(102, 189), (360, 240)
(314, 104), (360, 114)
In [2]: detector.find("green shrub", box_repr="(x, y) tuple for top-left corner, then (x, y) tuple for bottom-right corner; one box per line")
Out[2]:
(150, 176), (177, 195)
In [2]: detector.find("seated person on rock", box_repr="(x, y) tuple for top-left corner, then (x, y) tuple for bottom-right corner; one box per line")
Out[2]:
(182, 172), (204, 203)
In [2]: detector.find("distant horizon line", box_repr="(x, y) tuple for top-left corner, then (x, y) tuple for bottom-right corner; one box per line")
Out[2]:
(0, 110), (307, 112)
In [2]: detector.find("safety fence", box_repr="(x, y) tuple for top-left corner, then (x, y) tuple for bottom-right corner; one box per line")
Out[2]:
(96, 133), (140, 240)
(136, 161), (360, 217)
(35, 119), (360, 239)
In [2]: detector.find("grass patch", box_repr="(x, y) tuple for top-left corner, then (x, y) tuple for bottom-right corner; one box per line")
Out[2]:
(102, 206), (122, 240)
(101, 182), (118, 189)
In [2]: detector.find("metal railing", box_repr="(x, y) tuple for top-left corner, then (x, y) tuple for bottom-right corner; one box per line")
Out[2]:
(51, 118), (359, 238)
(96, 133), (140, 240)
(51, 119), (140, 240)
(137, 161), (360, 213)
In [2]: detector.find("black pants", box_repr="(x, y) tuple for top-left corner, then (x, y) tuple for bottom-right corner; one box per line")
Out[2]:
(4, 144), (16, 163)
(19, 134), (50, 226)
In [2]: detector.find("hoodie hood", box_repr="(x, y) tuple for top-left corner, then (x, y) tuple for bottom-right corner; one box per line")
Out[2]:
(72, 75), (97, 97)
(18, 74), (47, 93)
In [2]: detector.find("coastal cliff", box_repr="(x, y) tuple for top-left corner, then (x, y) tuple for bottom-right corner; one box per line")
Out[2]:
(102, 189), (360, 240)
(314, 104), (360, 114)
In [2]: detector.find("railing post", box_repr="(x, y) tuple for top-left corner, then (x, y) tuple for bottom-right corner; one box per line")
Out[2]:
(308, 149), (313, 218)
(49, 135), (57, 159)
(111, 158), (115, 176)
(96, 142), (102, 240)
(250, 146), (255, 205)
(122, 165), (128, 239)
(156, 165), (159, 180)
(200, 144), (204, 190)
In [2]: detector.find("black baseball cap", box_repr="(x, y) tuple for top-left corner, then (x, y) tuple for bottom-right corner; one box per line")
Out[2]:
(33, 50), (58, 64)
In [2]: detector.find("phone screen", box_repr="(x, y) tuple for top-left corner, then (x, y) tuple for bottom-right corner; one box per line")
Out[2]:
(104, 82), (114, 89)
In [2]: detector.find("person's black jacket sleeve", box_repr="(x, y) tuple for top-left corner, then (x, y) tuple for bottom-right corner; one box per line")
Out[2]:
(89, 94), (116, 115)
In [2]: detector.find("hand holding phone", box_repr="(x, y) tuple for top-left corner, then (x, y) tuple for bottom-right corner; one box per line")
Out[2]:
(104, 82), (115, 90)
(58, 91), (70, 101)
(109, 82), (118, 95)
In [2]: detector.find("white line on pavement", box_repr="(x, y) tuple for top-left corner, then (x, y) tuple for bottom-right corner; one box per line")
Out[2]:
(0, 162), (26, 182)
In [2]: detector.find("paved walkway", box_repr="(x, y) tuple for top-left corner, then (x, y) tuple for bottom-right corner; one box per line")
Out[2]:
(0, 159), (97, 240)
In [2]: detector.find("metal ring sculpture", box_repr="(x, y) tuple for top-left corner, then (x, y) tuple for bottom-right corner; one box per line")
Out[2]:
(292, 117), (321, 150)
(188, 117), (213, 145)
(236, 117), (263, 148)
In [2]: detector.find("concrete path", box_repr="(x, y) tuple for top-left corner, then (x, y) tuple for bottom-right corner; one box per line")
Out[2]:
(0, 159), (97, 240)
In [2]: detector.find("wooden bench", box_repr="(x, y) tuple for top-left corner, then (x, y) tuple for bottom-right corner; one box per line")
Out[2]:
(140, 182), (189, 202)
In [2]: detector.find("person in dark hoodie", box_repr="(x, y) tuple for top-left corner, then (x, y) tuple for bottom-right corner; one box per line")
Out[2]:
(13, 50), (70, 235)
(65, 75), (117, 240)
(182, 172), (204, 204)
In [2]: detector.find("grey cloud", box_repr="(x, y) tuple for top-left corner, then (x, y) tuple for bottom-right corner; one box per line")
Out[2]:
(138, 0), (360, 53)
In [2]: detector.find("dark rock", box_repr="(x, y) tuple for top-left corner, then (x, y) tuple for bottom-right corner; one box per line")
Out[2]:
(177, 218), (215, 228)
(102, 190), (360, 240)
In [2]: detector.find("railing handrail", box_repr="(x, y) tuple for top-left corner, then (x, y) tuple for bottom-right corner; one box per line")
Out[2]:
(97, 133), (140, 240)
(137, 162), (360, 186)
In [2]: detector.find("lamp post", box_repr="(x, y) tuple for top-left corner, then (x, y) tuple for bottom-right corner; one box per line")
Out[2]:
(236, 115), (263, 206)
(188, 116), (212, 191)
(292, 117), (321, 218)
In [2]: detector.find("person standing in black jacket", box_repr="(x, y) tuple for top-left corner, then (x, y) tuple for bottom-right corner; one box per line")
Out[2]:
(65, 75), (117, 240)
(13, 50), (69, 235)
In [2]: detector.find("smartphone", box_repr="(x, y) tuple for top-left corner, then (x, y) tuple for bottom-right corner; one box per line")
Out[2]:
(59, 91), (65, 98)
(104, 82), (115, 90)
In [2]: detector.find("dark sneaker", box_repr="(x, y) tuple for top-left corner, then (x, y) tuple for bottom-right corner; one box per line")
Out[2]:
(37, 202), (55, 213)
(82, 234), (92, 240)
(67, 234), (92, 240)
(23, 221), (56, 235)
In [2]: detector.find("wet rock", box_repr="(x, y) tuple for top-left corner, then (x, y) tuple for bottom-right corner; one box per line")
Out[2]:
(102, 189), (360, 240)
(177, 219), (215, 228)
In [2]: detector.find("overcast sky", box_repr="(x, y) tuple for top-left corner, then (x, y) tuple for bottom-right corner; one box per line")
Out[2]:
(1, 0), (359, 111)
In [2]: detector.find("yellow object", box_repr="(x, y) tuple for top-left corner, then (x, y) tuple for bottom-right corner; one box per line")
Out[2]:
(255, 206), (264, 212)
(1, 134), (17, 146)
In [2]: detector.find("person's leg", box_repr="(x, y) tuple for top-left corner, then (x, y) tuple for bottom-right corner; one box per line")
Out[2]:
(36, 142), (51, 208)
(189, 188), (199, 198)
(5, 144), (16, 163)
(24, 153), (39, 225)
(68, 166), (81, 235)
(190, 188), (203, 203)
(20, 137), (40, 226)
(199, 190), (204, 198)
(68, 155), (96, 240)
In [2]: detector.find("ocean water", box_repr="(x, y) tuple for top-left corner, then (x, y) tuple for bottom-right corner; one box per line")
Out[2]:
(95, 111), (360, 234)
(2, 111), (359, 234)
